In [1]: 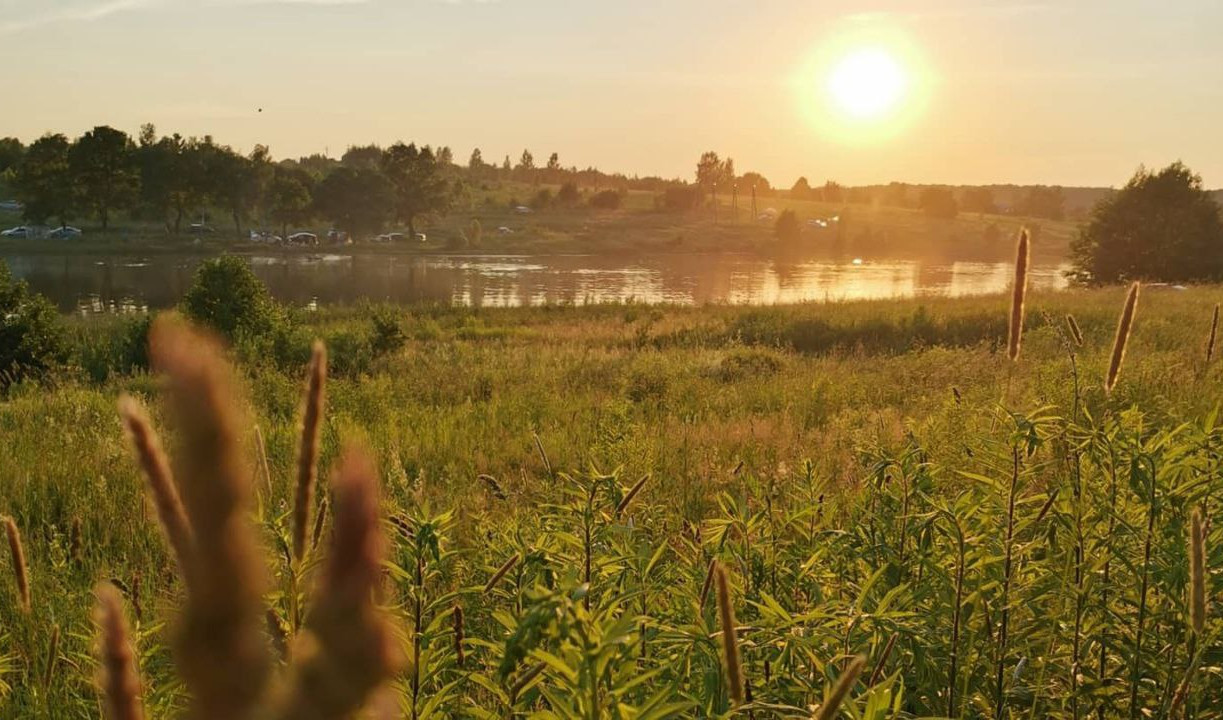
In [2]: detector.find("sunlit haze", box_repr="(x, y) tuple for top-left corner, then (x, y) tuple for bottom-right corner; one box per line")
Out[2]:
(3, 0), (1223, 186)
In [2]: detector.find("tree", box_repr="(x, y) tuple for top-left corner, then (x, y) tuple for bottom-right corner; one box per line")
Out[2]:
(468, 148), (485, 172)
(0, 137), (24, 174)
(1070, 163), (1223, 283)
(314, 166), (394, 238)
(1019, 185), (1065, 220)
(547, 152), (560, 171)
(739, 172), (771, 194)
(961, 187), (996, 214)
(556, 182), (580, 207)
(822, 181), (844, 204)
(15, 134), (75, 226)
(207, 144), (271, 237)
(69, 125), (140, 230)
(589, 189), (622, 210)
(380, 143), (451, 236)
(267, 169), (314, 237)
(696, 151), (722, 194)
(341, 144), (383, 169)
(437, 146), (453, 166)
(790, 177), (813, 199)
(919, 186), (959, 219)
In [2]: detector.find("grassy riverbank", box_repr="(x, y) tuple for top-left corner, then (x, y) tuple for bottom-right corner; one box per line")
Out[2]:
(2, 287), (1221, 716)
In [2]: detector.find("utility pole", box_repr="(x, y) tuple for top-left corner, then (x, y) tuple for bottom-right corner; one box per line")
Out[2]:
(751, 183), (758, 221)
(712, 182), (718, 224)
(732, 183), (738, 224)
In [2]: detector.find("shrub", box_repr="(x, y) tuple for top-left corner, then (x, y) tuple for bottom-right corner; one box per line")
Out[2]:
(710, 347), (785, 382)
(658, 185), (703, 212)
(370, 307), (407, 356)
(556, 182), (581, 207)
(0, 259), (67, 385)
(589, 190), (623, 210)
(75, 314), (151, 382)
(181, 256), (279, 341)
(775, 209), (801, 242)
(530, 188), (553, 210)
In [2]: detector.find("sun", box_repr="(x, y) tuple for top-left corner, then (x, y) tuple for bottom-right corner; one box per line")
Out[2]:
(826, 48), (908, 120)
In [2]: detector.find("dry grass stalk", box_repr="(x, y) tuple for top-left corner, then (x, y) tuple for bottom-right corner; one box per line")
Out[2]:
(43, 624), (60, 691)
(532, 432), (553, 477)
(484, 554), (520, 594)
(1105, 282), (1140, 394)
(1007, 229), (1030, 361)
(1208, 304), (1219, 365)
(118, 395), (194, 582)
(148, 315), (270, 718)
(266, 609), (288, 661)
(293, 341), (327, 563)
(4, 516), (29, 613)
(311, 494), (329, 552)
(615, 474), (650, 515)
(96, 584), (145, 720)
(813, 655), (866, 720)
(1066, 314), (1084, 347)
(254, 425), (273, 497)
(1190, 507), (1206, 636)
(274, 448), (403, 720)
(868, 633), (898, 686)
(699, 557), (716, 610)
(714, 562), (743, 704)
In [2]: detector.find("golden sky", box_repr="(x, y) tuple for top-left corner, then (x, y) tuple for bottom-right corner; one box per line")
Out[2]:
(3, 0), (1221, 187)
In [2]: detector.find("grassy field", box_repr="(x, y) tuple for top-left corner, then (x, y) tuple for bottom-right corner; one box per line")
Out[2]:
(0, 183), (1075, 262)
(1, 284), (1221, 717)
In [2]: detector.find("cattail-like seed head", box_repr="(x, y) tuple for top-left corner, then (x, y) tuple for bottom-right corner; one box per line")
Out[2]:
(148, 315), (270, 719)
(274, 448), (403, 720)
(43, 624), (60, 691)
(1207, 305), (1219, 366)
(714, 562), (743, 704)
(1105, 282), (1140, 394)
(118, 395), (194, 584)
(293, 341), (327, 564)
(484, 554), (520, 594)
(4, 516), (29, 613)
(699, 557), (716, 610)
(95, 584), (145, 720)
(868, 633), (897, 686)
(453, 604), (466, 668)
(1065, 314), (1084, 347)
(1007, 229), (1030, 361)
(615, 474), (650, 516)
(1190, 506), (1206, 636)
(814, 655), (866, 720)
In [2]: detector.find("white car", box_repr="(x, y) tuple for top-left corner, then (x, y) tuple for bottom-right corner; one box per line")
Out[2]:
(414, 232), (427, 243)
(287, 232), (319, 245)
(1, 226), (31, 238)
(497, 226), (514, 235)
(47, 226), (83, 239)
(513, 206), (532, 214)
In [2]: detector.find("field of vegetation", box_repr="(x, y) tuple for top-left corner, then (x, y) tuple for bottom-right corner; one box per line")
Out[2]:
(0, 251), (1221, 718)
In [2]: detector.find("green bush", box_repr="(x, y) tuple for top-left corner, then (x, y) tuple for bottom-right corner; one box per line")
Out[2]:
(0, 260), (67, 385)
(589, 189), (623, 210)
(181, 256), (280, 341)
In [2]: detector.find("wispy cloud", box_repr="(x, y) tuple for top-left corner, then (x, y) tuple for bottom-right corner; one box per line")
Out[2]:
(0, 0), (157, 35)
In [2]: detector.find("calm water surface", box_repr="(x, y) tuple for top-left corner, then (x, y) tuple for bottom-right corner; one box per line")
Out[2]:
(2, 252), (1072, 313)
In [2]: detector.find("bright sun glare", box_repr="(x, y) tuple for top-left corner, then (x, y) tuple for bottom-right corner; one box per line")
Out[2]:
(827, 48), (907, 120)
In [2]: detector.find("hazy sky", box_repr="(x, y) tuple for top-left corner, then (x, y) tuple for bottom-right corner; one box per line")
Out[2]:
(3, 0), (1221, 187)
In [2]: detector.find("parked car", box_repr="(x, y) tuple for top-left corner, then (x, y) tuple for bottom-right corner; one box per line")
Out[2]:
(1, 226), (31, 238)
(375, 232), (405, 243)
(513, 206), (532, 215)
(47, 226), (83, 239)
(414, 232), (427, 243)
(327, 229), (350, 245)
(189, 223), (215, 234)
(497, 226), (514, 235)
(287, 232), (319, 245)
(0, 200), (23, 212)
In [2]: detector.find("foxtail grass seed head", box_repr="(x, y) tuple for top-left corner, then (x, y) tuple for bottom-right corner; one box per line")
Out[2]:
(484, 554), (520, 594)
(814, 655), (866, 720)
(293, 340), (327, 564)
(118, 395), (194, 583)
(4, 516), (29, 613)
(1065, 314), (1084, 347)
(96, 584), (145, 720)
(615, 474), (650, 515)
(714, 562), (743, 704)
(1105, 282), (1140, 394)
(148, 315), (270, 719)
(1208, 304), (1219, 365)
(1190, 507), (1206, 636)
(699, 557), (716, 610)
(275, 448), (403, 720)
(1007, 229), (1030, 361)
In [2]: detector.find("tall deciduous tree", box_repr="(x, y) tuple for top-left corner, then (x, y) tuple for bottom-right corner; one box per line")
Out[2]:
(70, 125), (139, 230)
(267, 168), (314, 238)
(313, 166), (394, 238)
(0, 137), (24, 174)
(380, 143), (451, 236)
(1071, 163), (1223, 283)
(15, 134), (75, 226)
